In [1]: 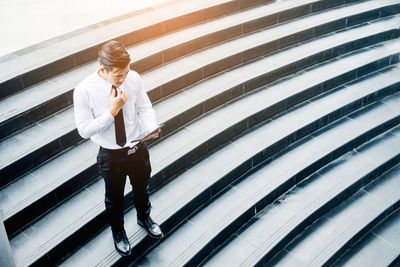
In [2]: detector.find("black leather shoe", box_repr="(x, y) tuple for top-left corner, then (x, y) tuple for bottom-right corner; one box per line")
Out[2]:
(137, 216), (164, 239)
(112, 229), (131, 256)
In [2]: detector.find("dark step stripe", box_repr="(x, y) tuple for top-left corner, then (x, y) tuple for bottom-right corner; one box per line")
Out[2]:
(143, 0), (400, 103)
(130, 0), (337, 74)
(0, 124), (81, 189)
(2, 142), (98, 238)
(332, 199), (400, 267)
(263, 164), (400, 267)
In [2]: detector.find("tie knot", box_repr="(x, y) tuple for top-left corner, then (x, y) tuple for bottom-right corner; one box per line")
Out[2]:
(112, 85), (117, 96)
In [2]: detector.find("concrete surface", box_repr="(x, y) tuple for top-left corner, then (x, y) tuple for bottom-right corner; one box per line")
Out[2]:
(0, 0), (170, 56)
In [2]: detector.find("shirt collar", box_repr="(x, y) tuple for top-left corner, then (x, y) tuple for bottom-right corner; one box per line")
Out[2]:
(96, 68), (114, 94)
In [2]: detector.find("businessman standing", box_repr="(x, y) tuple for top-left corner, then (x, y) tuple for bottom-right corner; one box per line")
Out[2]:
(73, 40), (163, 256)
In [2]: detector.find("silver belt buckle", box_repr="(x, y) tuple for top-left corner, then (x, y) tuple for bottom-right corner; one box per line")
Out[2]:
(127, 145), (138, 155)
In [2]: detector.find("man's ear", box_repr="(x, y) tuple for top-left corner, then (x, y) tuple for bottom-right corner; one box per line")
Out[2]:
(99, 65), (106, 75)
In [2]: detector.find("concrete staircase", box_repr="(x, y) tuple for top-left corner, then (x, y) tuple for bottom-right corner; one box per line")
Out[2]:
(0, 0), (399, 266)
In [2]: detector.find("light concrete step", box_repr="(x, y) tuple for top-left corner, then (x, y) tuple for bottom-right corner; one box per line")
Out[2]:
(264, 163), (400, 267)
(204, 129), (400, 267)
(333, 199), (400, 267)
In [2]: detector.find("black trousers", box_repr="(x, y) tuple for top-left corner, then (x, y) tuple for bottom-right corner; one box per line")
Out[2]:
(97, 144), (152, 232)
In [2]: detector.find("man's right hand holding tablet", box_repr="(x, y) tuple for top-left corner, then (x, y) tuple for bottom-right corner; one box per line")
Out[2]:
(143, 128), (161, 141)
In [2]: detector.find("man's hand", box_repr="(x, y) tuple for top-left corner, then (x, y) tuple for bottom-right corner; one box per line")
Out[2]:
(110, 88), (127, 117)
(143, 129), (161, 141)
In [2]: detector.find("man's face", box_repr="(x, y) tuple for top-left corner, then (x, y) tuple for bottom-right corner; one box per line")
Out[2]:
(100, 64), (130, 87)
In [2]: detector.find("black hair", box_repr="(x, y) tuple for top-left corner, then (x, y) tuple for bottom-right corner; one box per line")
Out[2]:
(98, 40), (130, 71)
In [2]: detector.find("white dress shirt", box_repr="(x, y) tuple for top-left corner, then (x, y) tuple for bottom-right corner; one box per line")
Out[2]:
(73, 69), (157, 150)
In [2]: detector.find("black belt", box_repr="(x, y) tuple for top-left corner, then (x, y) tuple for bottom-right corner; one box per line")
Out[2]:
(100, 142), (143, 156)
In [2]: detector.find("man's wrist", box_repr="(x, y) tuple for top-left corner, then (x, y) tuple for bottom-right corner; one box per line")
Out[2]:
(110, 108), (118, 117)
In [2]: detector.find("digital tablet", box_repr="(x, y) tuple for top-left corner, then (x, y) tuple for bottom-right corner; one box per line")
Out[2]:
(130, 124), (164, 143)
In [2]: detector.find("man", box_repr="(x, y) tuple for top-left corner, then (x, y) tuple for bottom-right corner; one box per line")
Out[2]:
(73, 40), (163, 256)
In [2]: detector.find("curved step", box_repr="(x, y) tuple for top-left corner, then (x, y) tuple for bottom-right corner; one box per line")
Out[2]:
(2, 35), (399, 237)
(143, 0), (399, 101)
(130, 0), (336, 73)
(0, 107), (80, 188)
(2, 1), (399, 266)
(0, 141), (99, 236)
(52, 72), (400, 266)
(263, 164), (400, 267)
(333, 198), (400, 267)
(0, 0), (248, 98)
(203, 128), (400, 267)
(1, 0), (398, 140)
(136, 98), (400, 266)
(1, 16), (398, 189)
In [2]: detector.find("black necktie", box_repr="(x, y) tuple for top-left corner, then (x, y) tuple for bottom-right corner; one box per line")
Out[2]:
(113, 85), (126, 147)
